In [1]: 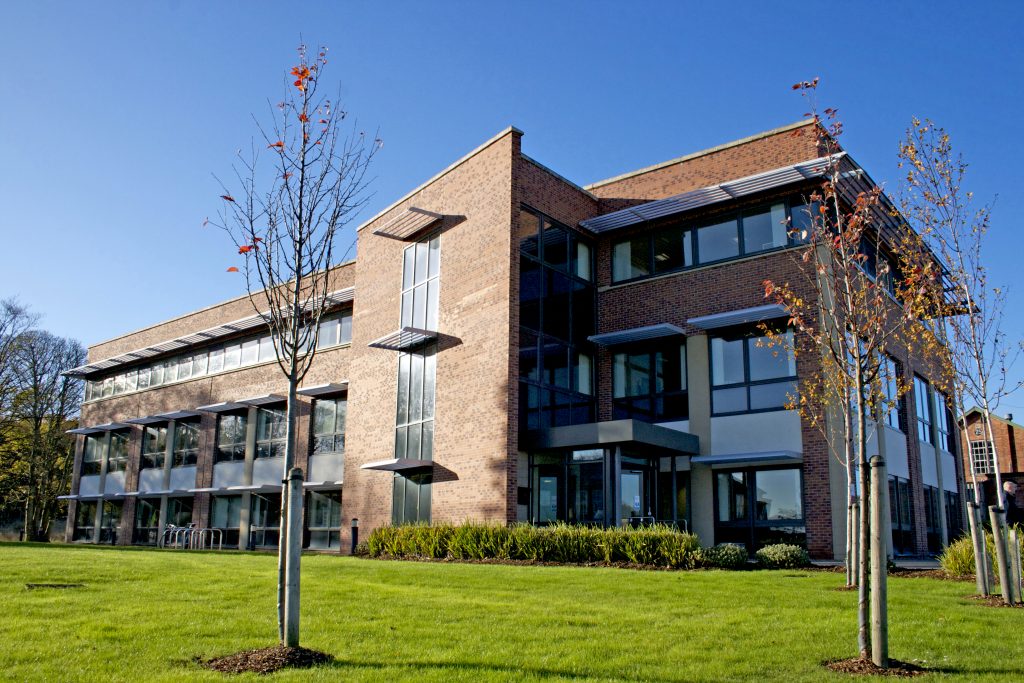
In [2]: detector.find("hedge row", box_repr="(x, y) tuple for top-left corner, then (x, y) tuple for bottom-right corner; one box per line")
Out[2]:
(366, 522), (810, 570)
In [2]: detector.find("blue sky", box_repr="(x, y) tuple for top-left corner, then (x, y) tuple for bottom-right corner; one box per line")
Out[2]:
(2, 1), (1022, 409)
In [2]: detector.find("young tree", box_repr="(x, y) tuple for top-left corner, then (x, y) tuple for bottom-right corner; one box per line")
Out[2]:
(0, 299), (37, 441)
(5, 331), (84, 540)
(211, 44), (379, 646)
(763, 80), (941, 667)
(898, 120), (1022, 603)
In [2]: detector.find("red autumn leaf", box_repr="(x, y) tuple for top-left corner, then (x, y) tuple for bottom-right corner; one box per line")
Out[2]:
(220, 195), (235, 202)
(282, 172), (292, 180)
(298, 113), (309, 122)
(268, 141), (284, 149)
(253, 237), (263, 243)
(318, 119), (328, 124)
(238, 245), (254, 254)
(226, 266), (239, 272)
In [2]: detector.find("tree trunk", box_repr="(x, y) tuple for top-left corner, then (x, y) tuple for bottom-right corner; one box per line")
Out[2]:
(989, 506), (1014, 605)
(284, 467), (303, 646)
(856, 410), (871, 659)
(277, 374), (301, 642)
(967, 502), (989, 595)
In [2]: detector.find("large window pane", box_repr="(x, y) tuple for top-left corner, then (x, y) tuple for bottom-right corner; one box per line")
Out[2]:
(717, 472), (747, 522)
(612, 237), (649, 282)
(754, 469), (803, 520)
(697, 218), (739, 263)
(742, 203), (788, 254)
(749, 381), (796, 411)
(713, 387), (748, 414)
(653, 227), (688, 273)
(711, 337), (745, 385)
(748, 333), (795, 381)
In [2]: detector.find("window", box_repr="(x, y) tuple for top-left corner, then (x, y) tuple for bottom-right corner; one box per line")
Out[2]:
(395, 346), (436, 461)
(715, 467), (805, 551)
(211, 495), (242, 547)
(249, 493), (281, 547)
(710, 328), (796, 415)
(519, 206), (595, 430)
(400, 235), (441, 331)
(317, 311), (353, 349)
(99, 500), (122, 544)
(216, 413), (247, 463)
(256, 408), (286, 459)
(133, 498), (160, 544)
(970, 440), (995, 475)
(934, 390), (952, 452)
(73, 501), (97, 541)
(613, 344), (688, 421)
(914, 375), (934, 445)
(890, 475), (914, 554)
(880, 355), (903, 431)
(166, 497), (193, 527)
(107, 431), (129, 473)
(312, 398), (347, 455)
(924, 485), (942, 554)
(172, 421), (200, 467)
(258, 335), (275, 363)
(611, 199), (801, 284)
(307, 490), (342, 549)
(82, 435), (103, 476)
(141, 426), (167, 470)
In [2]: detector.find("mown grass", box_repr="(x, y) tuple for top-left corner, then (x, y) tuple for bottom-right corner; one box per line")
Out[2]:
(1, 542), (1023, 682)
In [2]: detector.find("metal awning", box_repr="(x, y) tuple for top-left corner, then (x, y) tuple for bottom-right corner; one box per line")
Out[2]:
(187, 487), (222, 493)
(64, 287), (355, 378)
(156, 410), (201, 421)
(588, 323), (685, 347)
(197, 401), (246, 413)
(580, 154), (841, 234)
(124, 415), (167, 425)
(360, 458), (433, 472)
(690, 450), (802, 467)
(296, 382), (349, 397)
(57, 494), (77, 500)
(237, 394), (286, 407)
(368, 327), (437, 351)
(522, 419), (699, 455)
(66, 422), (133, 435)
(687, 304), (789, 330)
(226, 484), (283, 493)
(373, 207), (444, 241)
(302, 480), (344, 490)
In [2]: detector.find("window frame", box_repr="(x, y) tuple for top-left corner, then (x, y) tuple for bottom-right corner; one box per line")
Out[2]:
(612, 342), (688, 422)
(709, 326), (797, 416)
(215, 413), (248, 463)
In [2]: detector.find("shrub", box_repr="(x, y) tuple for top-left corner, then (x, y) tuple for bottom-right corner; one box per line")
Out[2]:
(701, 543), (749, 569)
(366, 522), (708, 568)
(755, 543), (810, 569)
(939, 531), (1024, 581)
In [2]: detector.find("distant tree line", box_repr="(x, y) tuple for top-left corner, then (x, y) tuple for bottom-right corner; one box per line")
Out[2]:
(0, 298), (85, 540)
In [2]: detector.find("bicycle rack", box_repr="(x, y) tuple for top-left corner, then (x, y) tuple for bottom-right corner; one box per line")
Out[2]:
(159, 523), (224, 551)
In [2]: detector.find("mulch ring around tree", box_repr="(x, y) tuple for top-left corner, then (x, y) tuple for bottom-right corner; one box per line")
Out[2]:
(965, 594), (1024, 608)
(197, 646), (332, 675)
(824, 658), (928, 677)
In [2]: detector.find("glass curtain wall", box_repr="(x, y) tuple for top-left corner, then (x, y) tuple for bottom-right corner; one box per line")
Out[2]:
(518, 206), (595, 431)
(714, 467), (805, 550)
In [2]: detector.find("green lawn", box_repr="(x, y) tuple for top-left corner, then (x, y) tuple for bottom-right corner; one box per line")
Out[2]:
(1, 544), (1022, 682)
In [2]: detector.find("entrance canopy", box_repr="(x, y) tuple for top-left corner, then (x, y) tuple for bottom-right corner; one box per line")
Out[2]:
(522, 419), (698, 456)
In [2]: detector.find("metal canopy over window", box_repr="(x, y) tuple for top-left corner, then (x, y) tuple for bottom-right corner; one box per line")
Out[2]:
(296, 382), (349, 397)
(64, 287), (355, 378)
(124, 415), (168, 425)
(66, 422), (133, 435)
(687, 304), (788, 330)
(522, 418), (699, 455)
(302, 480), (345, 490)
(225, 484), (283, 493)
(691, 450), (801, 467)
(156, 410), (201, 421)
(236, 394), (286, 407)
(588, 323), (685, 347)
(368, 327), (437, 352)
(373, 207), (444, 241)
(361, 458), (434, 472)
(197, 401), (246, 413)
(580, 155), (841, 234)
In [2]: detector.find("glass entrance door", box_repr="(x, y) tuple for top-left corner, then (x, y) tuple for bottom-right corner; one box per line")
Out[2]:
(620, 469), (654, 525)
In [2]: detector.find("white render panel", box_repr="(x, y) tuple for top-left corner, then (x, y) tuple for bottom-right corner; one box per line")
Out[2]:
(940, 450), (958, 493)
(308, 454), (344, 483)
(710, 410), (802, 455)
(79, 475), (101, 497)
(882, 427), (909, 479)
(253, 457), (285, 486)
(169, 466), (197, 490)
(138, 468), (164, 493)
(105, 471), (125, 494)
(920, 442), (938, 487)
(657, 420), (691, 434)
(213, 461), (246, 488)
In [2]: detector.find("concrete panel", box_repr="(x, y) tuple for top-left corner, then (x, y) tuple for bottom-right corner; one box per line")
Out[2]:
(79, 475), (101, 497)
(710, 410), (802, 455)
(253, 456), (285, 485)
(138, 468), (164, 493)
(213, 461), (246, 488)
(940, 450), (957, 493)
(105, 471), (125, 494)
(308, 454), (344, 483)
(920, 442), (938, 487)
(883, 427), (909, 479)
(169, 466), (197, 490)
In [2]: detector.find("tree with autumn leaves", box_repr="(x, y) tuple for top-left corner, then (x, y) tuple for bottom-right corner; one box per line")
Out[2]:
(763, 80), (950, 668)
(211, 44), (379, 646)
